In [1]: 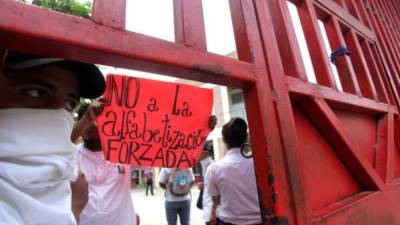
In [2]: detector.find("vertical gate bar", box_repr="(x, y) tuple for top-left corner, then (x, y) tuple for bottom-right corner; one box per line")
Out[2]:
(365, 0), (400, 106)
(324, 17), (361, 95)
(385, 0), (400, 32)
(354, 0), (372, 29)
(370, 45), (397, 105)
(229, 0), (309, 224)
(375, 114), (388, 181)
(375, 0), (400, 59)
(173, 0), (207, 51)
(371, 0), (400, 106)
(297, 0), (338, 88)
(361, 40), (389, 103)
(371, 0), (400, 74)
(387, 113), (395, 184)
(371, 44), (400, 107)
(255, 0), (312, 223)
(380, 0), (400, 63)
(266, 0), (308, 81)
(375, 114), (395, 184)
(343, 30), (378, 100)
(344, 0), (362, 20)
(386, 0), (399, 20)
(374, 0), (388, 26)
(381, 0), (399, 33)
(394, 0), (400, 20)
(228, 1), (273, 222)
(388, 0), (400, 26)
(365, 0), (400, 74)
(229, 0), (252, 62)
(390, 0), (400, 37)
(92, 0), (126, 30)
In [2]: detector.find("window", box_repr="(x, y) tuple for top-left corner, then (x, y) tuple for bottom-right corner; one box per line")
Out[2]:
(228, 89), (247, 120)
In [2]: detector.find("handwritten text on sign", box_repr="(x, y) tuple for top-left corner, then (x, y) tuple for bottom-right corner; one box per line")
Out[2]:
(97, 74), (214, 168)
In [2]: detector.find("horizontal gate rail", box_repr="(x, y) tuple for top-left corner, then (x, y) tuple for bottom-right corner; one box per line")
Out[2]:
(0, 0), (256, 88)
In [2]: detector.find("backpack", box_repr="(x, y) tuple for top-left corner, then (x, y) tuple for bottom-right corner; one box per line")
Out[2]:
(168, 169), (192, 196)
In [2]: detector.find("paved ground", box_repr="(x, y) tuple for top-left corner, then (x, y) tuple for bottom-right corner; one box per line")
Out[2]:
(131, 186), (204, 225)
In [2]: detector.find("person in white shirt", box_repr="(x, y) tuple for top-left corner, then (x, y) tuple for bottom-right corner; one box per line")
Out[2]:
(159, 168), (195, 225)
(73, 103), (139, 225)
(0, 50), (105, 225)
(158, 116), (216, 225)
(206, 118), (261, 225)
(196, 144), (215, 225)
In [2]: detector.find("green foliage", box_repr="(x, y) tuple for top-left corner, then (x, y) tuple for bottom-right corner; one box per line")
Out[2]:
(31, 0), (92, 19)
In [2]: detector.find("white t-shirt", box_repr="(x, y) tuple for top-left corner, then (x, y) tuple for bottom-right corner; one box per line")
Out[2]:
(200, 157), (214, 222)
(77, 145), (136, 225)
(158, 168), (194, 202)
(206, 148), (261, 225)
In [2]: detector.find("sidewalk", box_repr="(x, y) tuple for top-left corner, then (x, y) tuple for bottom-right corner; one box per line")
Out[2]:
(131, 186), (204, 225)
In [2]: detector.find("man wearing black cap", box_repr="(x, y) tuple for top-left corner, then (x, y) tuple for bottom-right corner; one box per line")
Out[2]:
(0, 50), (105, 225)
(72, 103), (140, 225)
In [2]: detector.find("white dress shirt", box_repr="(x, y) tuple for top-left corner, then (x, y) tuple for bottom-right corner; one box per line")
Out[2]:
(206, 148), (261, 225)
(77, 145), (136, 225)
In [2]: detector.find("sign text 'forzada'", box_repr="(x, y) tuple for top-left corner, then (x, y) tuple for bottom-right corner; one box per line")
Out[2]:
(97, 74), (214, 168)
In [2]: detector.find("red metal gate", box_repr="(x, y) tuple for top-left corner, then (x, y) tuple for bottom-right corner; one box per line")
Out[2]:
(0, 0), (399, 224)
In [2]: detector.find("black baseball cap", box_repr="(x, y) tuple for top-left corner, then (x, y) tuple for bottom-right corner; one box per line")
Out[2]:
(4, 51), (106, 99)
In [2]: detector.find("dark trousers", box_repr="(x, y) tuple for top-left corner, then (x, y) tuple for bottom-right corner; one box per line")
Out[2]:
(146, 180), (154, 195)
(216, 218), (234, 225)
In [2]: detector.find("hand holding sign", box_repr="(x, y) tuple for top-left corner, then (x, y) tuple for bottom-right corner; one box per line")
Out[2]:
(71, 101), (105, 143)
(97, 74), (214, 168)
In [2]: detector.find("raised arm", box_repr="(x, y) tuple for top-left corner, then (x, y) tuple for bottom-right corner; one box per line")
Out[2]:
(71, 101), (104, 143)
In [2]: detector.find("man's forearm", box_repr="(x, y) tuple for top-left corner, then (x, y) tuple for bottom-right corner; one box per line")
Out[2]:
(209, 195), (220, 225)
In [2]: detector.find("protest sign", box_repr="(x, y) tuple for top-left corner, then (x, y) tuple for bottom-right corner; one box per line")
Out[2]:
(97, 74), (214, 168)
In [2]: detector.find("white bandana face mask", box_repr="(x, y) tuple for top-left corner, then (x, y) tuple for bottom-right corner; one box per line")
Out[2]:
(0, 108), (77, 190)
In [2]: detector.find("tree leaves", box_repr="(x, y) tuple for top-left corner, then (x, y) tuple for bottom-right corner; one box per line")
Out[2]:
(31, 0), (92, 19)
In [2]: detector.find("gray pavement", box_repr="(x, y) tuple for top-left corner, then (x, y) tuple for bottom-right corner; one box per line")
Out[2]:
(131, 186), (204, 225)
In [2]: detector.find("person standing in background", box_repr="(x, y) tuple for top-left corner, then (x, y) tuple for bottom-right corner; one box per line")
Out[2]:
(197, 144), (215, 225)
(159, 167), (195, 225)
(158, 116), (217, 225)
(144, 168), (154, 196)
(206, 118), (261, 225)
